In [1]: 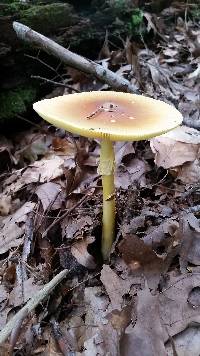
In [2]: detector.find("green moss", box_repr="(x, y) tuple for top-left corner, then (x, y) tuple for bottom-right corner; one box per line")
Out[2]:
(19, 3), (77, 34)
(129, 8), (143, 35)
(131, 8), (143, 28)
(0, 1), (76, 34)
(0, 1), (28, 16)
(0, 87), (37, 121)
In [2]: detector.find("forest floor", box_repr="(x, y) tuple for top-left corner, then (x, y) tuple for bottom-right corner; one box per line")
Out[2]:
(0, 2), (200, 355)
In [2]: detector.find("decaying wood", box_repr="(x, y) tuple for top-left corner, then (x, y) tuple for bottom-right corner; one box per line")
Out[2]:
(13, 22), (137, 94)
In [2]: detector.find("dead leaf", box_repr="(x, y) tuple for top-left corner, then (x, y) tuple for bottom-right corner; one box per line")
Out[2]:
(100, 265), (133, 310)
(0, 136), (16, 171)
(84, 294), (132, 356)
(115, 142), (135, 166)
(38, 237), (54, 281)
(122, 216), (145, 236)
(150, 126), (200, 169)
(119, 234), (164, 290)
(94, 306), (133, 356)
(163, 48), (178, 58)
(84, 286), (109, 339)
(3, 264), (16, 285)
(43, 328), (63, 355)
(179, 212), (200, 270)
(188, 63), (200, 79)
(186, 28), (200, 58)
(116, 64), (132, 77)
(62, 216), (93, 240)
(142, 218), (179, 249)
(67, 67), (89, 84)
(108, 305), (133, 334)
(0, 202), (35, 254)
(52, 136), (76, 157)
(116, 158), (148, 189)
(159, 274), (200, 338)
(188, 286), (200, 308)
(3, 156), (65, 195)
(50, 318), (71, 355)
(0, 195), (12, 216)
(15, 132), (52, 163)
(9, 277), (42, 307)
(83, 322), (120, 356)
(120, 285), (167, 356)
(35, 182), (65, 212)
(174, 159), (200, 183)
(0, 285), (8, 304)
(159, 126), (200, 145)
(71, 236), (96, 269)
(165, 326), (200, 356)
(22, 156), (64, 184)
(0, 306), (11, 332)
(143, 12), (164, 38)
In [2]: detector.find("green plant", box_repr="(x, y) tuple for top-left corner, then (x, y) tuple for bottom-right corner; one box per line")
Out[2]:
(129, 8), (143, 35)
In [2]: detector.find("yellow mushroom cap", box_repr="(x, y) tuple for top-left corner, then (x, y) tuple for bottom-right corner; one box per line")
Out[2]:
(33, 91), (183, 141)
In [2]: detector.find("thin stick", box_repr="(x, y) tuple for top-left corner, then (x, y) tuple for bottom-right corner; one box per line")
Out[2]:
(0, 269), (68, 344)
(15, 114), (43, 130)
(31, 75), (80, 93)
(25, 53), (63, 79)
(13, 22), (137, 93)
(42, 192), (90, 238)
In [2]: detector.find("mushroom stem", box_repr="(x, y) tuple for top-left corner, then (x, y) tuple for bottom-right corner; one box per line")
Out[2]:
(99, 139), (115, 260)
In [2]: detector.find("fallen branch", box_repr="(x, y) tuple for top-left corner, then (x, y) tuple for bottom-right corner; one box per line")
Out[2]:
(0, 269), (68, 344)
(13, 22), (137, 93)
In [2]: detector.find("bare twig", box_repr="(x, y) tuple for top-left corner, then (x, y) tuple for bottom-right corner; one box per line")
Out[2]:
(42, 191), (91, 238)
(13, 22), (137, 93)
(15, 114), (43, 130)
(25, 53), (65, 81)
(0, 269), (68, 344)
(31, 75), (80, 93)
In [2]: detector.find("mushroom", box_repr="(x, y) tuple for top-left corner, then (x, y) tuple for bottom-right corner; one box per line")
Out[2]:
(33, 91), (182, 259)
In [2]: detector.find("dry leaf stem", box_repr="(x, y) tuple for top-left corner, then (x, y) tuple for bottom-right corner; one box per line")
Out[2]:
(0, 269), (68, 344)
(13, 22), (137, 93)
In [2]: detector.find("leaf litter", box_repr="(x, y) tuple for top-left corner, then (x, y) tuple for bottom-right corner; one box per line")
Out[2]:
(1, 3), (200, 355)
